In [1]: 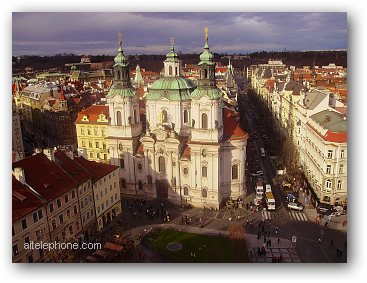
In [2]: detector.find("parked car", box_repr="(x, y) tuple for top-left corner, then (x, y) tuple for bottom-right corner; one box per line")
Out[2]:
(287, 202), (304, 211)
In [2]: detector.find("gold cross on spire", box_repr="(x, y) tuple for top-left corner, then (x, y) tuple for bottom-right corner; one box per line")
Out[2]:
(204, 26), (209, 42)
(118, 32), (122, 47)
(170, 36), (175, 50)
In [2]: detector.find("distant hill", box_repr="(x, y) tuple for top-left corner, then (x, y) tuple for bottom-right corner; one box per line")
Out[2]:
(12, 50), (347, 74)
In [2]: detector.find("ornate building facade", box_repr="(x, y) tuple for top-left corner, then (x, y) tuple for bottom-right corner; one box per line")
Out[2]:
(108, 30), (248, 208)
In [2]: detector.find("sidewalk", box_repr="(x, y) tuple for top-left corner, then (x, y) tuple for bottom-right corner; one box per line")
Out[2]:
(298, 191), (347, 232)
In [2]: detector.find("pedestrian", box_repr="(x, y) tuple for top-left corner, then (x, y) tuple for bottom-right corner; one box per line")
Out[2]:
(277, 238), (280, 244)
(318, 237), (322, 244)
(269, 239), (272, 247)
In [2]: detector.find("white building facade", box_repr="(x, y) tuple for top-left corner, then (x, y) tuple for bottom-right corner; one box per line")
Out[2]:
(107, 31), (248, 208)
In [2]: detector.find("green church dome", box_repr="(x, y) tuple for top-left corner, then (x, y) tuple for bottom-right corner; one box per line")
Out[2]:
(146, 77), (197, 101)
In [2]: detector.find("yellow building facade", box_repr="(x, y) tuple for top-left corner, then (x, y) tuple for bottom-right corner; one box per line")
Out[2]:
(75, 105), (110, 163)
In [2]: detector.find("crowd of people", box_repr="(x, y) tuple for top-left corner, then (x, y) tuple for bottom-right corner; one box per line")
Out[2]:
(126, 198), (171, 223)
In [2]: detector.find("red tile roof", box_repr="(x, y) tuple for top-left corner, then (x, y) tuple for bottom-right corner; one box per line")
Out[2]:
(54, 151), (92, 184)
(75, 105), (109, 123)
(307, 122), (347, 143)
(74, 156), (119, 183)
(181, 146), (191, 160)
(12, 153), (77, 202)
(136, 143), (144, 155)
(223, 108), (248, 141)
(12, 176), (45, 223)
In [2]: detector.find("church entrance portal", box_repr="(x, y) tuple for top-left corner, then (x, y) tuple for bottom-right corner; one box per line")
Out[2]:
(156, 179), (168, 199)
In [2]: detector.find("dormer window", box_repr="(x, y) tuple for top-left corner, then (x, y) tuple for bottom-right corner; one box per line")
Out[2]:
(82, 115), (89, 122)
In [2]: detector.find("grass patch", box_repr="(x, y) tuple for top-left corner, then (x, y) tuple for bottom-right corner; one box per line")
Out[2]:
(143, 228), (249, 263)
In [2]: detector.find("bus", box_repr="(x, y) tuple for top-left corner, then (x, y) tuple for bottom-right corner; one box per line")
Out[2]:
(265, 184), (272, 193)
(254, 180), (264, 206)
(260, 147), (265, 157)
(265, 191), (276, 210)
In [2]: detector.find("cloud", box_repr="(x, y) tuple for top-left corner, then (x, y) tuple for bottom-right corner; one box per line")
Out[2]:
(12, 12), (347, 55)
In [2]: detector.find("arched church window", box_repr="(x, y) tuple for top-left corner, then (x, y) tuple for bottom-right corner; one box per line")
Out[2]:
(201, 113), (208, 129)
(162, 110), (168, 123)
(183, 186), (189, 196)
(169, 66), (173, 76)
(232, 164), (239, 180)
(116, 111), (122, 126)
(184, 109), (189, 124)
(175, 67), (178, 76)
(204, 69), (208, 79)
(158, 156), (166, 173)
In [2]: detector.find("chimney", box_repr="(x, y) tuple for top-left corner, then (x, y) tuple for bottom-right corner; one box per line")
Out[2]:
(13, 167), (25, 184)
(65, 148), (74, 160)
(43, 148), (55, 161)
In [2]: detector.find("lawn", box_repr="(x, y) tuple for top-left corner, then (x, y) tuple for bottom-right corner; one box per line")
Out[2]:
(142, 228), (249, 263)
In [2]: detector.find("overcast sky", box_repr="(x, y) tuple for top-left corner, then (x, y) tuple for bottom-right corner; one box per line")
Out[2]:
(12, 12), (347, 56)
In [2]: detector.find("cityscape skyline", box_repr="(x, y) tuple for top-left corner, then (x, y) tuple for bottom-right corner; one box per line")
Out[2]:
(12, 12), (347, 56)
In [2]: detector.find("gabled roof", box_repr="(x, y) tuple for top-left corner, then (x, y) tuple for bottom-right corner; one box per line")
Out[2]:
(302, 89), (328, 110)
(75, 105), (109, 123)
(12, 176), (45, 223)
(222, 108), (248, 141)
(12, 153), (77, 202)
(74, 156), (119, 183)
(54, 151), (92, 184)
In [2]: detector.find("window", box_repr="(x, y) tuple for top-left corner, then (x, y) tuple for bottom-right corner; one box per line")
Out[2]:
(115, 194), (118, 200)
(103, 143), (106, 149)
(138, 181), (143, 190)
(12, 244), (19, 257)
(121, 179), (127, 188)
(105, 188), (107, 194)
(87, 129), (91, 135)
(232, 164), (239, 180)
(67, 209), (70, 217)
(120, 158), (125, 169)
(202, 188), (208, 198)
(24, 236), (30, 244)
(89, 142), (92, 148)
(116, 111), (122, 126)
(28, 253), (34, 263)
(68, 226), (73, 235)
(94, 129), (98, 135)
(204, 68), (208, 79)
(183, 186), (189, 196)
(81, 128), (85, 135)
(21, 219), (27, 230)
(159, 156), (166, 173)
(90, 152), (94, 158)
(183, 167), (189, 175)
(169, 65), (173, 76)
(72, 190), (76, 198)
(59, 214), (64, 224)
(337, 180), (342, 190)
(201, 113), (208, 129)
(81, 201), (84, 209)
(52, 219), (56, 230)
(73, 205), (78, 215)
(134, 109), (137, 124)
(33, 212), (39, 223)
(137, 163), (143, 170)
(161, 110), (168, 123)
(57, 199), (61, 208)
(202, 166), (207, 178)
(184, 109), (189, 123)
(38, 210), (43, 220)
(339, 164), (344, 174)
(326, 179), (332, 190)
(326, 165), (331, 174)
(102, 203), (104, 210)
(82, 140), (86, 147)
(119, 144), (123, 151)
(327, 150), (333, 159)
(341, 150), (345, 158)
(64, 194), (69, 203)
(97, 153), (100, 159)
(104, 154), (107, 160)
(110, 185), (113, 191)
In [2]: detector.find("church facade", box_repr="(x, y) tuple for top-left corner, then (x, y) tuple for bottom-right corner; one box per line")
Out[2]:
(107, 30), (248, 208)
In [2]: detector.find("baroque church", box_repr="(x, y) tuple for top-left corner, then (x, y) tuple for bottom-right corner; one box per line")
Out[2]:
(107, 29), (248, 208)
